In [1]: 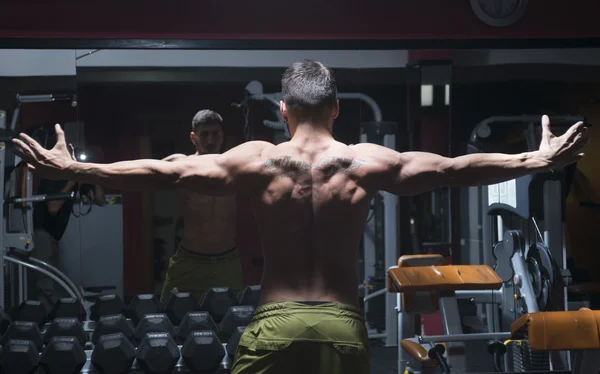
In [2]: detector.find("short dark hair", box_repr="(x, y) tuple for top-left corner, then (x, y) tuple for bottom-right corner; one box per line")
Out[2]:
(192, 110), (223, 132)
(281, 60), (337, 121)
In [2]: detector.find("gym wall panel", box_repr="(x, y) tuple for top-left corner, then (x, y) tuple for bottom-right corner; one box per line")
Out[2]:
(0, 50), (76, 76)
(0, 1), (597, 41)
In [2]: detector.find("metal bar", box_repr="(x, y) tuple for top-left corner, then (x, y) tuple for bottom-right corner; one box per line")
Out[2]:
(3, 256), (78, 299)
(368, 333), (388, 339)
(383, 133), (398, 347)
(418, 332), (512, 343)
(18, 266), (24, 305)
(0, 144), (6, 309)
(28, 257), (84, 302)
(439, 295), (466, 371)
(455, 290), (503, 304)
(363, 288), (386, 303)
(7, 191), (75, 204)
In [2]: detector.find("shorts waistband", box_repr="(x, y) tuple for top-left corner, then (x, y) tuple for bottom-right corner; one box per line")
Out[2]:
(253, 301), (364, 321)
(176, 244), (239, 263)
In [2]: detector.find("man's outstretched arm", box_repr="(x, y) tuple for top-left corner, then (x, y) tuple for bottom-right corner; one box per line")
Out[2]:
(12, 124), (272, 196)
(358, 116), (588, 196)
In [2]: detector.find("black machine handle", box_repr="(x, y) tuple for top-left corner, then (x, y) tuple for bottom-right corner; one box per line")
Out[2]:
(428, 344), (451, 374)
(6, 191), (75, 204)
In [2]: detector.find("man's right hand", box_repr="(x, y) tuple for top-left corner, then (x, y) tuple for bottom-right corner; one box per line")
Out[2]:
(13, 124), (74, 179)
(537, 115), (589, 169)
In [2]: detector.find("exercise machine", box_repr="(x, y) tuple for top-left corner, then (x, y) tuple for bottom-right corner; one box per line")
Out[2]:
(0, 93), (88, 316)
(467, 115), (583, 372)
(390, 115), (589, 373)
(388, 258), (600, 373)
(234, 81), (400, 346)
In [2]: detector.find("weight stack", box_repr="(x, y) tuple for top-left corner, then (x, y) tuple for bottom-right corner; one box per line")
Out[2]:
(365, 277), (386, 331)
(511, 340), (549, 372)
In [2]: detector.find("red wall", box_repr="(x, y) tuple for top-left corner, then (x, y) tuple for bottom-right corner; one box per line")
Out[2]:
(0, 1), (598, 40)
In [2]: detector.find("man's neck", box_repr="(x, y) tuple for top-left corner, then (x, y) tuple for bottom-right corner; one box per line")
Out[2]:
(290, 123), (333, 143)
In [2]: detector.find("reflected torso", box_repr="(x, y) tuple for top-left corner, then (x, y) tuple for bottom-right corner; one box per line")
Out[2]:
(178, 189), (236, 254)
(249, 141), (373, 306)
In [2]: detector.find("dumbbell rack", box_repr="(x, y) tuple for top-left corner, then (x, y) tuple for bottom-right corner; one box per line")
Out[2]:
(1, 286), (261, 374)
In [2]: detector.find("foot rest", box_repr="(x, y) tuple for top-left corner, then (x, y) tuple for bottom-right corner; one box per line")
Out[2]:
(400, 340), (439, 368)
(511, 309), (600, 351)
(387, 264), (502, 293)
(568, 282), (600, 295)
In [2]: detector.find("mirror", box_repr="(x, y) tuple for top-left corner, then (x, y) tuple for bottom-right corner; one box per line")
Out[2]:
(73, 50), (410, 321)
(3, 45), (599, 373)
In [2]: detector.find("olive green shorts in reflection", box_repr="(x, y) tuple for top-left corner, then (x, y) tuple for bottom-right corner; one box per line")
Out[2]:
(159, 245), (244, 304)
(232, 301), (371, 374)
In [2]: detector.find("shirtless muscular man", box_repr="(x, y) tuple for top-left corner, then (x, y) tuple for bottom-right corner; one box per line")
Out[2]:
(159, 110), (241, 303)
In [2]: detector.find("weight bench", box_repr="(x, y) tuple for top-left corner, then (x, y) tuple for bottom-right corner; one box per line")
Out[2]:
(387, 254), (503, 373)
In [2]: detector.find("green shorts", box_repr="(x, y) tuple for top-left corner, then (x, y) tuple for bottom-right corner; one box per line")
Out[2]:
(232, 301), (371, 374)
(159, 245), (244, 304)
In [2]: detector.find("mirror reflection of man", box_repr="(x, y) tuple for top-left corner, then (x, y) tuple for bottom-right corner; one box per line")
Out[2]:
(160, 110), (242, 303)
(32, 142), (105, 309)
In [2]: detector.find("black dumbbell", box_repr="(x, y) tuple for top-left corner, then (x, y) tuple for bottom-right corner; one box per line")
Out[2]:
(181, 330), (225, 373)
(126, 294), (161, 325)
(92, 314), (135, 345)
(164, 292), (196, 326)
(91, 294), (127, 321)
(226, 326), (246, 360)
(134, 313), (176, 343)
(197, 288), (238, 323)
(0, 308), (12, 335)
(43, 317), (87, 347)
(0, 339), (40, 374)
(40, 336), (87, 374)
(136, 332), (180, 374)
(238, 285), (261, 308)
(48, 298), (87, 321)
(0, 321), (43, 350)
(219, 306), (254, 341)
(12, 300), (49, 327)
(175, 311), (219, 344)
(91, 332), (136, 374)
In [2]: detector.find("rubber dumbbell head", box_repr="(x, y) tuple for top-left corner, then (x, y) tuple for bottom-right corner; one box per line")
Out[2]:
(40, 336), (87, 374)
(134, 313), (176, 343)
(182, 330), (225, 373)
(164, 292), (196, 326)
(238, 285), (261, 308)
(127, 294), (161, 325)
(136, 332), (180, 374)
(92, 314), (135, 345)
(0, 321), (43, 350)
(91, 294), (127, 321)
(12, 300), (49, 327)
(197, 288), (238, 323)
(226, 326), (246, 359)
(91, 332), (136, 374)
(219, 305), (254, 341)
(175, 311), (219, 344)
(48, 298), (86, 321)
(44, 317), (87, 346)
(0, 339), (40, 374)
